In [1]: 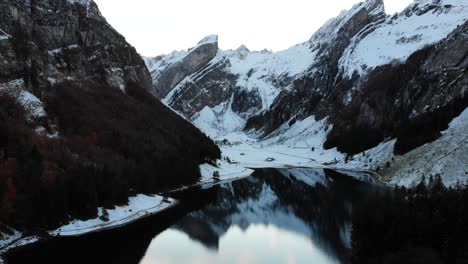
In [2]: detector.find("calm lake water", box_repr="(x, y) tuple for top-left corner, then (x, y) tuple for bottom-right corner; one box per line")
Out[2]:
(5, 168), (379, 264)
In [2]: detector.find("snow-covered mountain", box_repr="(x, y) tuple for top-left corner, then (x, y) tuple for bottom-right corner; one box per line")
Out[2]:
(145, 0), (468, 186)
(144, 34), (318, 136)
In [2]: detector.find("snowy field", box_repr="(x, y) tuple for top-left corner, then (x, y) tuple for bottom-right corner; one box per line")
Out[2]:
(201, 107), (467, 188)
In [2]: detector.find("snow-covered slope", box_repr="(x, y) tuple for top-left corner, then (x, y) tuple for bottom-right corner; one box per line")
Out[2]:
(146, 0), (468, 187)
(150, 39), (318, 138)
(339, 0), (468, 77)
(146, 0), (387, 138)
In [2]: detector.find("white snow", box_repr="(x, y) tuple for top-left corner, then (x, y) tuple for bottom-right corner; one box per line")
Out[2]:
(144, 50), (188, 81)
(148, 0), (467, 188)
(50, 194), (177, 236)
(225, 43), (316, 111)
(48, 44), (80, 56)
(339, 0), (468, 77)
(200, 160), (254, 182)
(384, 107), (468, 187)
(334, 139), (396, 172)
(0, 194), (177, 258)
(0, 79), (47, 121)
(17, 91), (47, 120)
(0, 233), (39, 259)
(311, 0), (384, 45)
(145, 35), (218, 86)
(214, 116), (344, 170)
(278, 168), (331, 187)
(192, 99), (247, 139)
(0, 28), (11, 40)
(197, 34), (218, 45)
(147, 36), (317, 138)
(0, 229), (23, 252)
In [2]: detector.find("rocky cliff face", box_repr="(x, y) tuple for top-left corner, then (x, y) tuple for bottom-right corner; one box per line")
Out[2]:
(0, 0), (153, 95)
(146, 35), (219, 98)
(147, 36), (318, 137)
(0, 0), (220, 231)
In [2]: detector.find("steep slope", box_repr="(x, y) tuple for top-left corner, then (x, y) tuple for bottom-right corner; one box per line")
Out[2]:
(145, 35), (219, 98)
(0, 0), (219, 232)
(147, 0), (386, 137)
(146, 0), (467, 186)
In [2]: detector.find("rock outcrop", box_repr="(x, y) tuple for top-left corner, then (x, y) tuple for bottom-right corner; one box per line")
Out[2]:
(146, 35), (219, 98)
(0, 0), (153, 94)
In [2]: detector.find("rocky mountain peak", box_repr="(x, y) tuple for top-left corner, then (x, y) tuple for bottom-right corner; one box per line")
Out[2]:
(150, 34), (219, 98)
(234, 44), (250, 58)
(197, 34), (218, 45)
(236, 44), (250, 52)
(309, 0), (385, 45)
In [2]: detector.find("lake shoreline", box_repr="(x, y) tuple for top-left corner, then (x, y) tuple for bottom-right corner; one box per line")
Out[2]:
(0, 167), (381, 263)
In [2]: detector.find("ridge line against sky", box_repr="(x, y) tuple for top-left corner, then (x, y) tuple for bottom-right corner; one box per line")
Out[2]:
(94, 0), (412, 57)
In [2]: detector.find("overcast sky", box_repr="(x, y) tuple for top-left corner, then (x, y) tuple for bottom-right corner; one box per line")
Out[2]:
(93, 0), (413, 57)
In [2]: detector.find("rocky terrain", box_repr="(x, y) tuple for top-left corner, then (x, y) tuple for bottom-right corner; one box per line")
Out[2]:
(0, 0), (219, 232)
(146, 0), (468, 186)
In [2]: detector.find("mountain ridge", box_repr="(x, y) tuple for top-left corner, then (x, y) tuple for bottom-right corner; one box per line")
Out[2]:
(145, 0), (468, 186)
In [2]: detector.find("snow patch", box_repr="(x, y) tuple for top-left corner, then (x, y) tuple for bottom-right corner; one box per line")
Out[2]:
(17, 91), (47, 120)
(219, 116), (343, 169)
(48, 44), (80, 56)
(340, 0), (468, 77)
(225, 43), (316, 111)
(0, 28), (12, 40)
(197, 34), (218, 45)
(192, 99), (246, 139)
(0, 79), (47, 121)
(51, 194), (177, 236)
(198, 160), (254, 189)
(384, 107), (468, 187)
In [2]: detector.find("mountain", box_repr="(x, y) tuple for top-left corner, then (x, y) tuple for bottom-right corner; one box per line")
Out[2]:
(0, 0), (219, 231)
(146, 0), (468, 186)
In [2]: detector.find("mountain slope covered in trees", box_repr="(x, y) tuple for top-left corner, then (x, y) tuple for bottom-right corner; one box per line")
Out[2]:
(0, 0), (219, 232)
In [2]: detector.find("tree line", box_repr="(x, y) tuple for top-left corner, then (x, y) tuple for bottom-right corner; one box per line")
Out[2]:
(351, 175), (468, 264)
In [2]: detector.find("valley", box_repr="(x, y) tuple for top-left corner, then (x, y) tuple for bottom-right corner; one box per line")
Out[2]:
(0, 0), (466, 263)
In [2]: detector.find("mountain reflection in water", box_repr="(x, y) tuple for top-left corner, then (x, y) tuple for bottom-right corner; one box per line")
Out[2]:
(140, 168), (377, 264)
(5, 168), (379, 264)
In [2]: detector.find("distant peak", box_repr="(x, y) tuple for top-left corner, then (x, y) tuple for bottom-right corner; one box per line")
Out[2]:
(236, 44), (250, 53)
(197, 35), (218, 45)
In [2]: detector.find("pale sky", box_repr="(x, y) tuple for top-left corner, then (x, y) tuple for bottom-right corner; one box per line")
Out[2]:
(93, 0), (413, 57)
